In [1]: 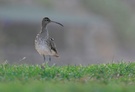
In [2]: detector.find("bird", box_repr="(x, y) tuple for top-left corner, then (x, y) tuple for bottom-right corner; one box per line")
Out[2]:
(35, 17), (63, 63)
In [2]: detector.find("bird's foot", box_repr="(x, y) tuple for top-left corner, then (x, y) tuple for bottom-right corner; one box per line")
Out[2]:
(41, 63), (46, 69)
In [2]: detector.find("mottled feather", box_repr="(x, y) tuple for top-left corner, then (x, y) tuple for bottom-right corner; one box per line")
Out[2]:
(46, 38), (59, 57)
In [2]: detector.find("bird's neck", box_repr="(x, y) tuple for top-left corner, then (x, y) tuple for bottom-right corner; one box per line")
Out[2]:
(40, 26), (49, 39)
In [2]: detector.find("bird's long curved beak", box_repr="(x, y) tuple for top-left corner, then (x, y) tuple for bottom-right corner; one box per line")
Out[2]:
(51, 21), (64, 27)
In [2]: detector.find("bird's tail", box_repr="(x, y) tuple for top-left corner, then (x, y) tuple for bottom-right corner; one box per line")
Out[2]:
(54, 54), (59, 57)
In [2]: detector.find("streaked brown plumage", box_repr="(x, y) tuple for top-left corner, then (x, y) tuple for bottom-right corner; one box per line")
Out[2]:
(35, 17), (63, 62)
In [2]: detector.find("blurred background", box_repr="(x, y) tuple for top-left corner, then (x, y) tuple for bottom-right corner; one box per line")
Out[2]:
(0, 0), (135, 65)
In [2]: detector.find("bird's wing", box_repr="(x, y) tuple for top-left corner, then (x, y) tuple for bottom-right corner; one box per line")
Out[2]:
(47, 38), (58, 54)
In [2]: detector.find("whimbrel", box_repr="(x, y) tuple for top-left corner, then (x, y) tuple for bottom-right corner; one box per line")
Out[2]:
(35, 17), (63, 63)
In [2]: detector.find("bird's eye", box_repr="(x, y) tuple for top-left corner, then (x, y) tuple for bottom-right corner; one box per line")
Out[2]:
(45, 18), (49, 21)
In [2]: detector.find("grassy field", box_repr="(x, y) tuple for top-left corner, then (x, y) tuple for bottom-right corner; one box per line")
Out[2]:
(0, 62), (135, 92)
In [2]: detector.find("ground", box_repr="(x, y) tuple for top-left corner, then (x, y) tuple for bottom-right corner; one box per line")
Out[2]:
(0, 62), (135, 92)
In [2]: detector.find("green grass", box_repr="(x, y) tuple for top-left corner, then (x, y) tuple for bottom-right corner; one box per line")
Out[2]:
(0, 62), (135, 92)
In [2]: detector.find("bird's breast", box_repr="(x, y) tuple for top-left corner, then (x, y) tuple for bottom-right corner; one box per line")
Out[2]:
(35, 38), (51, 55)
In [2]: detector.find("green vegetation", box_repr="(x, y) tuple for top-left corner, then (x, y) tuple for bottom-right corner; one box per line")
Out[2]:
(0, 62), (135, 92)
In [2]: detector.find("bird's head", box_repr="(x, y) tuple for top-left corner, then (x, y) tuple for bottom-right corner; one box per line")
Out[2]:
(42, 17), (51, 26)
(42, 17), (63, 27)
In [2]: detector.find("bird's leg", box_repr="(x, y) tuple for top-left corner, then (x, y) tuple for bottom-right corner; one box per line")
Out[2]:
(49, 55), (51, 62)
(41, 55), (46, 69)
(43, 55), (46, 63)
